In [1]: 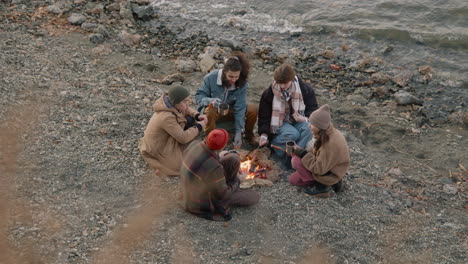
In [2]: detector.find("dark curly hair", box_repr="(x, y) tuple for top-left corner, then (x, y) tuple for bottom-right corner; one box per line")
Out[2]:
(222, 51), (250, 88)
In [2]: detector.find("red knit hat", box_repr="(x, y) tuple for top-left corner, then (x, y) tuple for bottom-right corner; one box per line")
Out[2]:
(206, 129), (229, 150)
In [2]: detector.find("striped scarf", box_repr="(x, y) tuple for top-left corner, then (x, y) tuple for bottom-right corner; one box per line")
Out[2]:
(270, 76), (305, 133)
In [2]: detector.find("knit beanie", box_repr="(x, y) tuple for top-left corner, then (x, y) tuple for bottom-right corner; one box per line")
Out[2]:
(167, 86), (189, 105)
(206, 129), (229, 150)
(309, 104), (331, 130)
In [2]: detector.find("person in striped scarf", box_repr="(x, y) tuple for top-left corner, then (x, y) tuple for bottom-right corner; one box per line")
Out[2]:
(257, 64), (319, 169)
(181, 129), (260, 221)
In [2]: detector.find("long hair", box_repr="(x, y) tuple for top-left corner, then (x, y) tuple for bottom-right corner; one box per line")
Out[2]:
(222, 51), (250, 88)
(314, 129), (330, 153)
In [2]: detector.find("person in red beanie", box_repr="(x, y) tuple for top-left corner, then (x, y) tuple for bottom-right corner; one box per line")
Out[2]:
(181, 129), (260, 221)
(288, 104), (350, 198)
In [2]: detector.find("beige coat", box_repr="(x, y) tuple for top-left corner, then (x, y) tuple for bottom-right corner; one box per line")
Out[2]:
(302, 125), (350, 186)
(139, 95), (200, 176)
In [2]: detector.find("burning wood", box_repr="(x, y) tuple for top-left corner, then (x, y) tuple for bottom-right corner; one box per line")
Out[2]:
(237, 148), (282, 189)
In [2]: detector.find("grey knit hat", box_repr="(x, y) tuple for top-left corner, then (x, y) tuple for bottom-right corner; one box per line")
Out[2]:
(309, 104), (331, 130)
(167, 86), (189, 105)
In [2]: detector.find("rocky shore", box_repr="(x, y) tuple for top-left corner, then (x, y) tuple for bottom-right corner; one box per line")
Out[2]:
(1, 1), (466, 263)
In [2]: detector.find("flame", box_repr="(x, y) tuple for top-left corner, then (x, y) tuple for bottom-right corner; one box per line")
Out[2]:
(240, 158), (264, 180)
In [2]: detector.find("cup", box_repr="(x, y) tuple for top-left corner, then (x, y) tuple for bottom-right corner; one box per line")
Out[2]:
(218, 102), (229, 116)
(285, 141), (295, 155)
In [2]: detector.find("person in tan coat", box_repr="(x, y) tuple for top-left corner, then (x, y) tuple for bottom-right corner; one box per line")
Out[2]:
(288, 104), (350, 197)
(139, 86), (207, 176)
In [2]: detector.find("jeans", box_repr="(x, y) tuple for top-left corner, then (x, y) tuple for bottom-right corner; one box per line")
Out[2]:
(271, 121), (312, 158)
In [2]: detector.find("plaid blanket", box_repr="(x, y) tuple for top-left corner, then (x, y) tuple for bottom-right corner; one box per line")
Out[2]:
(181, 140), (235, 220)
(270, 76), (305, 133)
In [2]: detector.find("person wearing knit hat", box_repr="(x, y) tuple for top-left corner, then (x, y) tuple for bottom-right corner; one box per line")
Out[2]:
(257, 63), (319, 170)
(139, 86), (208, 177)
(180, 129), (260, 222)
(206, 128), (230, 150)
(288, 104), (350, 198)
(168, 85), (190, 105)
(308, 104), (331, 130)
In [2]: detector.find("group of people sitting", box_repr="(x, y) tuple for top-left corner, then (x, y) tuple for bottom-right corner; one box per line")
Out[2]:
(139, 52), (350, 221)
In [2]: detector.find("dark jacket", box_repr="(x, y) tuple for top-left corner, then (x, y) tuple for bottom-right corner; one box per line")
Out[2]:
(181, 140), (237, 221)
(257, 77), (318, 137)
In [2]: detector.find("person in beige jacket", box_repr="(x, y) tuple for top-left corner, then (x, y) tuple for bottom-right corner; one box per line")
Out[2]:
(288, 104), (350, 197)
(139, 86), (207, 176)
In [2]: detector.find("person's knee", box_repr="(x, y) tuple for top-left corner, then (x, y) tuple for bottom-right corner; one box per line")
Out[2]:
(291, 156), (302, 169)
(248, 191), (261, 205)
(288, 172), (300, 185)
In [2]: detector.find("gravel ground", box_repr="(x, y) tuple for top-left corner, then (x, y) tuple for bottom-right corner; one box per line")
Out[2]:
(1, 1), (466, 264)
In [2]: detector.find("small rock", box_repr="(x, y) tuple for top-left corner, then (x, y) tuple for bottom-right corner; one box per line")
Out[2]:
(319, 50), (335, 59)
(94, 25), (109, 38)
(199, 56), (216, 73)
(68, 13), (86, 25)
(346, 94), (368, 105)
(392, 70), (413, 87)
(119, 31), (141, 46)
(86, 4), (104, 15)
(132, 5), (156, 20)
(92, 44), (112, 55)
(371, 72), (391, 84)
(382, 45), (394, 55)
(159, 73), (185, 85)
(374, 86), (389, 98)
(418, 65), (433, 75)
(81, 23), (98, 31)
(106, 3), (120, 12)
(176, 59), (197, 73)
(120, 3), (134, 21)
(388, 167), (403, 177)
(89, 34), (105, 44)
(442, 184), (458, 195)
(394, 91), (423, 105)
(447, 111), (468, 126)
(218, 38), (242, 50)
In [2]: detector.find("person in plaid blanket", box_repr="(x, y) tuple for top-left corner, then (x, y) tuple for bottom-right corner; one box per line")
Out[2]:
(181, 129), (260, 221)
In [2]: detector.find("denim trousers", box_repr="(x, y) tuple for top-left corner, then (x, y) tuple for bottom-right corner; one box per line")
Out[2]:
(271, 121), (312, 158)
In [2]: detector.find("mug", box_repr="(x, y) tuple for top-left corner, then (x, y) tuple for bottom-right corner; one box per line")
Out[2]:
(285, 141), (295, 155)
(218, 102), (229, 116)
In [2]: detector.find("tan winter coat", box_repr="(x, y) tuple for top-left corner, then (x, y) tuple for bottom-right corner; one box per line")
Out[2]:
(302, 125), (350, 186)
(139, 95), (200, 176)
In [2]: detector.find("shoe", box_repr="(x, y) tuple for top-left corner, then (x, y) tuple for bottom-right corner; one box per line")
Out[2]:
(244, 134), (259, 146)
(332, 179), (344, 193)
(304, 183), (332, 198)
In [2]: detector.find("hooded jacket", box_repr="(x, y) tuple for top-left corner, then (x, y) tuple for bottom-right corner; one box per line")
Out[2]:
(139, 95), (200, 176)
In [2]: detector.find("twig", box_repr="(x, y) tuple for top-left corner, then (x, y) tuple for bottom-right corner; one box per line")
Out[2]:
(391, 144), (432, 160)
(403, 158), (438, 173)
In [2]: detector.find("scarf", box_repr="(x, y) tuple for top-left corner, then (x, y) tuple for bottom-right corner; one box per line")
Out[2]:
(270, 76), (305, 133)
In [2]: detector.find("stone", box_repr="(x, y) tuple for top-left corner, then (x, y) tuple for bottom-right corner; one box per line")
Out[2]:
(418, 65), (433, 75)
(394, 91), (423, 105)
(119, 31), (141, 46)
(81, 23), (98, 31)
(176, 59), (197, 73)
(120, 3), (134, 21)
(374, 86), (389, 98)
(94, 26), (109, 38)
(371, 72), (391, 84)
(387, 167), (403, 177)
(47, 1), (72, 14)
(448, 111), (468, 126)
(254, 178), (273, 187)
(86, 4), (104, 15)
(132, 5), (156, 20)
(442, 184), (458, 195)
(160, 73), (185, 85)
(107, 3), (120, 12)
(346, 94), (368, 105)
(92, 44), (112, 56)
(68, 13), (86, 25)
(199, 56), (216, 73)
(89, 34), (105, 44)
(392, 70), (413, 87)
(319, 50), (335, 59)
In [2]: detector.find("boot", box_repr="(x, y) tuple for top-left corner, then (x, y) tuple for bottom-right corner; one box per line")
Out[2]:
(304, 182), (332, 198)
(332, 179), (344, 193)
(244, 133), (259, 146)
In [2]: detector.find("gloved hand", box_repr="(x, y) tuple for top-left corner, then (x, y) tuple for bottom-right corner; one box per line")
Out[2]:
(259, 133), (269, 146)
(233, 132), (242, 148)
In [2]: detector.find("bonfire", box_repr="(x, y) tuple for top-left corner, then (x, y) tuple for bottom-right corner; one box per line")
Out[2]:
(237, 147), (281, 189)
